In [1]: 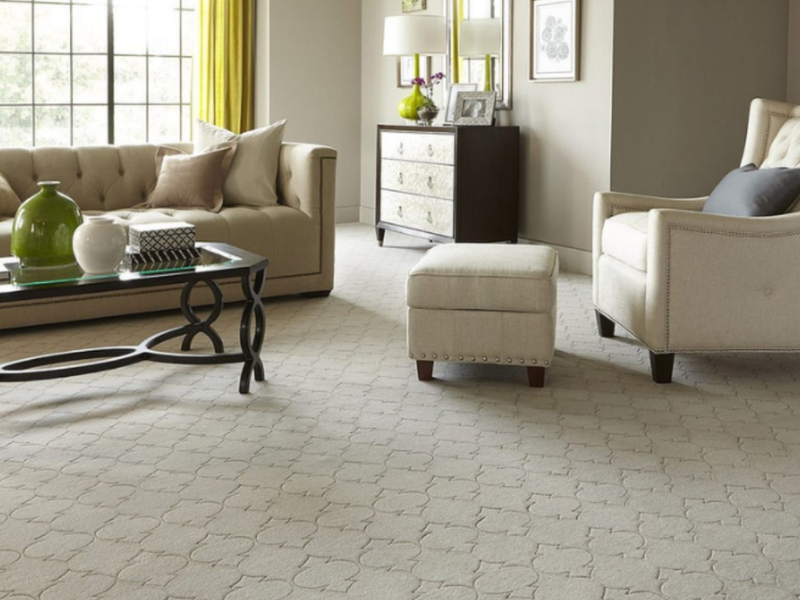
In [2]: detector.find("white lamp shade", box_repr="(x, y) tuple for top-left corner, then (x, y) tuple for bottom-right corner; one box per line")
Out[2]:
(383, 15), (447, 56)
(459, 18), (501, 57)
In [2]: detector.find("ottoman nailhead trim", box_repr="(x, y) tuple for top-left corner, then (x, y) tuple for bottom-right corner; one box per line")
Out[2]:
(482, 357), (487, 362)
(544, 360), (550, 366)
(444, 355), (449, 360)
(470, 357), (476, 362)
(459, 356), (464, 360)
(421, 354), (426, 358)
(433, 354), (437, 359)
(409, 353), (414, 358)
(532, 360), (537, 364)
(519, 359), (525, 364)
(495, 358), (501, 363)
(507, 358), (513, 364)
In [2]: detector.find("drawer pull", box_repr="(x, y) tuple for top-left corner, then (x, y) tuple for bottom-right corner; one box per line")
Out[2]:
(398, 172), (404, 185)
(427, 144), (434, 157)
(426, 211), (433, 224)
(427, 176), (434, 189)
(398, 142), (404, 155)
(397, 206), (404, 217)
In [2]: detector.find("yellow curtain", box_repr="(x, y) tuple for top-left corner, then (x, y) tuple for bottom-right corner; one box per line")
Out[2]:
(194, 0), (255, 134)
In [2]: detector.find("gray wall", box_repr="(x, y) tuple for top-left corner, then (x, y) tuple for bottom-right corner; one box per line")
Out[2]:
(789, 0), (800, 103)
(255, 0), (363, 223)
(611, 0), (789, 198)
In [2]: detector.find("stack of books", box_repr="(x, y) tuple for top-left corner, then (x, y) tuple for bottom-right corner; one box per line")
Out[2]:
(124, 222), (200, 272)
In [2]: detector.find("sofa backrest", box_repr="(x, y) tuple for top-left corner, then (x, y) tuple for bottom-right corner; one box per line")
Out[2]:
(0, 143), (194, 210)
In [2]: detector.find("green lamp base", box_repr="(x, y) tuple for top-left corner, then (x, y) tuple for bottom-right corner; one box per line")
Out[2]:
(398, 84), (427, 121)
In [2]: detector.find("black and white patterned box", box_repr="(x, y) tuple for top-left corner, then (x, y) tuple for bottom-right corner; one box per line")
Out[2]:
(129, 222), (196, 253)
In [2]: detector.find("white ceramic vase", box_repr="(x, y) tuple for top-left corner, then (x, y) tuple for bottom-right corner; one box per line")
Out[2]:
(73, 216), (127, 274)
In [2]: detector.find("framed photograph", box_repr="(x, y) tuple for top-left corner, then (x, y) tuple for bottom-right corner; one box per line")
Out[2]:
(397, 56), (433, 88)
(453, 91), (497, 126)
(443, 83), (478, 125)
(402, 0), (427, 13)
(530, 0), (581, 82)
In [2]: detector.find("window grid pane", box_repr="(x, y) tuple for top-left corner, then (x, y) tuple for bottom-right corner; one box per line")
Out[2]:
(0, 0), (194, 146)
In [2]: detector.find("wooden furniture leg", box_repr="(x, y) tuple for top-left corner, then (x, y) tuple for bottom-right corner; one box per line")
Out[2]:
(527, 366), (545, 387)
(416, 360), (434, 381)
(596, 310), (616, 338)
(649, 351), (675, 384)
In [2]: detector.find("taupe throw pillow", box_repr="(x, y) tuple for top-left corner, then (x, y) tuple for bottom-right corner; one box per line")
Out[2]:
(0, 172), (21, 217)
(145, 144), (238, 213)
(195, 119), (286, 207)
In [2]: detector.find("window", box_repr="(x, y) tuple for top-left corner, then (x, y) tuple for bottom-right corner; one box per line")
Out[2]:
(0, 0), (195, 147)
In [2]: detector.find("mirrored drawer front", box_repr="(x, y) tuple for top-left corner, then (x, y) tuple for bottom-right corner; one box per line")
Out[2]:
(380, 191), (454, 237)
(381, 159), (454, 200)
(381, 132), (455, 165)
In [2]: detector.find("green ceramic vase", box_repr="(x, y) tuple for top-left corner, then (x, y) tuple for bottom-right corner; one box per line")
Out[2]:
(398, 84), (427, 121)
(11, 181), (83, 268)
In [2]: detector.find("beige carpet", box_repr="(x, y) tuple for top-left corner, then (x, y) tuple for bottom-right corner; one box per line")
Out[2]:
(1, 223), (800, 600)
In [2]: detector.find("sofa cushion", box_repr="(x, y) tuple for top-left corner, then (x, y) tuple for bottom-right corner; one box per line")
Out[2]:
(195, 119), (286, 208)
(407, 244), (558, 313)
(0, 173), (21, 217)
(145, 144), (237, 212)
(702, 163), (800, 216)
(602, 211), (649, 272)
(90, 205), (321, 279)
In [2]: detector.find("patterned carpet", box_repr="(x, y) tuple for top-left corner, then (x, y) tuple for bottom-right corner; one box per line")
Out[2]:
(1, 223), (799, 600)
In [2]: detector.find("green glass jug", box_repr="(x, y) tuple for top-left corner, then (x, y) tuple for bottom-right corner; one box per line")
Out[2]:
(11, 181), (83, 268)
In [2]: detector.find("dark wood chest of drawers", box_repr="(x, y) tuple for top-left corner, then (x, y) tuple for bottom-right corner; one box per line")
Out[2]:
(375, 124), (520, 245)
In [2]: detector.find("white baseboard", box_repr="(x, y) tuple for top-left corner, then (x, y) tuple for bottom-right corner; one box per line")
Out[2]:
(360, 206), (375, 224)
(336, 206), (361, 223)
(518, 237), (592, 275)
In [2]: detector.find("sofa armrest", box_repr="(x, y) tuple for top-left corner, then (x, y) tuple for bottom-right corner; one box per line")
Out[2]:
(592, 191), (708, 302)
(277, 142), (338, 223)
(645, 209), (800, 351)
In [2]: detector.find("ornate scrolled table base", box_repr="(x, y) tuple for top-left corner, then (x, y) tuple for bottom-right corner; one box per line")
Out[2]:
(0, 243), (268, 395)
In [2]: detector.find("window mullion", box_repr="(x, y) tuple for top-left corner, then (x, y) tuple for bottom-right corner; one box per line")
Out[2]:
(107, 0), (114, 144)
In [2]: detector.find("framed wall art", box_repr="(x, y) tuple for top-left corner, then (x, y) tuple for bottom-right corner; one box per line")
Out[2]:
(402, 0), (427, 13)
(453, 91), (496, 126)
(397, 56), (433, 88)
(529, 0), (581, 82)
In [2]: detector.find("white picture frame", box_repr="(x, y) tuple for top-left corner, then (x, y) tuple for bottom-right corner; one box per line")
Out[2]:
(397, 56), (432, 88)
(530, 0), (581, 82)
(443, 83), (478, 125)
(453, 91), (496, 126)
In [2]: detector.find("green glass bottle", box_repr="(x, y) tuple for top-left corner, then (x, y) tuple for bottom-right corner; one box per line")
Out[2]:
(11, 181), (83, 268)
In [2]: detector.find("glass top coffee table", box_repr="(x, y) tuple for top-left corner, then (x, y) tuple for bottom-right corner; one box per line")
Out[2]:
(0, 243), (269, 394)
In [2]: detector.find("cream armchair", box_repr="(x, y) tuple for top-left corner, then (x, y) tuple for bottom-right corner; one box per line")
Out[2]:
(593, 98), (800, 383)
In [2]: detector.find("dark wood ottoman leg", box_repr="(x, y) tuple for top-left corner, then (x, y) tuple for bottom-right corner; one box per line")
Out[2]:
(649, 351), (675, 384)
(596, 310), (616, 338)
(527, 366), (545, 388)
(416, 360), (434, 381)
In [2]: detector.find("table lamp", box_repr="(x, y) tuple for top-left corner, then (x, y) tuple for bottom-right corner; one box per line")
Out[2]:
(384, 15), (447, 121)
(459, 18), (501, 92)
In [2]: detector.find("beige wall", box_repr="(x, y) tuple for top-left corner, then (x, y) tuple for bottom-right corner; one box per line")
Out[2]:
(255, 0), (363, 223)
(611, 0), (789, 199)
(511, 0), (613, 269)
(789, 0), (800, 103)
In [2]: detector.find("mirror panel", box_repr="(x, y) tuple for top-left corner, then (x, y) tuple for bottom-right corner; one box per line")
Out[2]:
(446, 0), (512, 110)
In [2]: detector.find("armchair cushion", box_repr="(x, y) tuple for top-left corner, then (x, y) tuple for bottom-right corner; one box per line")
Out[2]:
(702, 163), (800, 217)
(602, 211), (649, 272)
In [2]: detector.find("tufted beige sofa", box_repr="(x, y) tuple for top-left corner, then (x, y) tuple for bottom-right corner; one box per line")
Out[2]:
(593, 98), (800, 383)
(0, 141), (337, 330)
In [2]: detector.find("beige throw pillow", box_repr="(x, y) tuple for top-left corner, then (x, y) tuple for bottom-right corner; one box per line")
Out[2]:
(145, 144), (237, 213)
(0, 172), (21, 217)
(195, 119), (286, 207)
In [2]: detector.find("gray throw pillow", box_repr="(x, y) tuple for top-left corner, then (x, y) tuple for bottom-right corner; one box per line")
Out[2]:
(702, 163), (800, 217)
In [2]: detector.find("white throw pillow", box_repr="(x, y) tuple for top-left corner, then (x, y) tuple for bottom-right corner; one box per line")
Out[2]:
(195, 119), (286, 207)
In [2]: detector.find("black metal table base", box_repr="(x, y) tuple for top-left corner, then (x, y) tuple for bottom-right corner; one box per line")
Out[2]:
(0, 270), (267, 394)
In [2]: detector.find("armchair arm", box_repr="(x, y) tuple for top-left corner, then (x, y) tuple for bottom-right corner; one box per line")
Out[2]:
(277, 142), (338, 223)
(645, 209), (800, 352)
(592, 191), (708, 302)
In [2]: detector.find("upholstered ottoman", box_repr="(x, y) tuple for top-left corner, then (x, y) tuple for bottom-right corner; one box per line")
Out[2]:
(406, 244), (558, 387)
